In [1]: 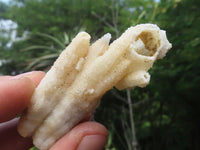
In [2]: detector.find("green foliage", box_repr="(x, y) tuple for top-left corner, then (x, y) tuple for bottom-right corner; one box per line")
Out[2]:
(29, 147), (39, 150)
(0, 0), (200, 149)
(131, 0), (200, 149)
(22, 32), (70, 71)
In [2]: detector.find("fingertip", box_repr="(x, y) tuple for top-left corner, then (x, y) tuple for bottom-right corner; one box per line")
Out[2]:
(77, 134), (108, 150)
(15, 71), (46, 87)
(73, 122), (108, 137)
(26, 71), (45, 86)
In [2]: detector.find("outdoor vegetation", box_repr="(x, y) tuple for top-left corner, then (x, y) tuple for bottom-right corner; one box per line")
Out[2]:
(0, 0), (200, 150)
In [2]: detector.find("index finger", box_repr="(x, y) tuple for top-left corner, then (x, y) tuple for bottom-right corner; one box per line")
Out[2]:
(0, 71), (45, 122)
(0, 76), (12, 81)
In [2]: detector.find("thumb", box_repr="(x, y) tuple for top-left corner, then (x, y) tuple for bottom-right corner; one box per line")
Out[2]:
(49, 121), (108, 150)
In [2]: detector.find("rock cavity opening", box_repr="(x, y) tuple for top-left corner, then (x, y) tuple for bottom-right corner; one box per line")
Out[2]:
(135, 30), (160, 56)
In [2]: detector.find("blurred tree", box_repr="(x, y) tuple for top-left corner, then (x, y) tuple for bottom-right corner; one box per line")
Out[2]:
(128, 0), (200, 149)
(0, 0), (160, 74)
(0, 0), (199, 150)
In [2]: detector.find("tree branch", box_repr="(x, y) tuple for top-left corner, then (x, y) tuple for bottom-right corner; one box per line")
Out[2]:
(92, 12), (113, 29)
(127, 89), (138, 150)
(111, 90), (128, 104)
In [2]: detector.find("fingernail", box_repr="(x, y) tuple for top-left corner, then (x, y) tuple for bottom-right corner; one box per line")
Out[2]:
(10, 72), (34, 80)
(10, 76), (26, 80)
(77, 135), (107, 150)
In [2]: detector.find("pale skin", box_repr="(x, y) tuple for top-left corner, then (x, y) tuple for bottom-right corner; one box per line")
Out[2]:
(0, 71), (108, 150)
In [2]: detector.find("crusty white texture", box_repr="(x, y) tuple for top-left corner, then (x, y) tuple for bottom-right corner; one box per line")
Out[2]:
(18, 24), (172, 150)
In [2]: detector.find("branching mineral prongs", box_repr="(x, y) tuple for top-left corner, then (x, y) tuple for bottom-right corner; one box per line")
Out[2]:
(33, 33), (113, 150)
(33, 27), (142, 149)
(18, 24), (172, 150)
(33, 29), (136, 149)
(18, 32), (91, 137)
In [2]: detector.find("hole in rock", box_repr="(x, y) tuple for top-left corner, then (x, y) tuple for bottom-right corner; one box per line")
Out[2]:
(135, 31), (160, 56)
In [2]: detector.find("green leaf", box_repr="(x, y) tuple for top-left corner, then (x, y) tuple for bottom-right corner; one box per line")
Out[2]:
(36, 33), (65, 49)
(21, 45), (56, 52)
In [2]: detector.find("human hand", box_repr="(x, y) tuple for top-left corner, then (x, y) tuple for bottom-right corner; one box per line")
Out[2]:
(0, 71), (108, 150)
